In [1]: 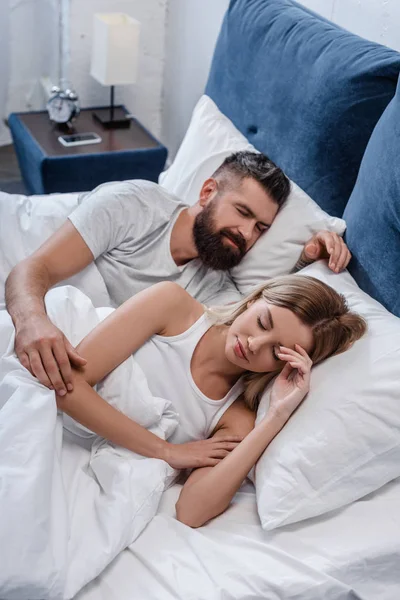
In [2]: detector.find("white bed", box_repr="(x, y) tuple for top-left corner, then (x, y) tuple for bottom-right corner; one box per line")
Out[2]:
(1, 185), (399, 600)
(76, 476), (400, 600)
(2, 0), (400, 597)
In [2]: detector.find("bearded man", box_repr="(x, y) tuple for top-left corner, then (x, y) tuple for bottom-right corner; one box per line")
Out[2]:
(5, 151), (350, 395)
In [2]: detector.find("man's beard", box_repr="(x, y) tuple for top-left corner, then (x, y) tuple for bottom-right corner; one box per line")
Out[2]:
(192, 202), (247, 270)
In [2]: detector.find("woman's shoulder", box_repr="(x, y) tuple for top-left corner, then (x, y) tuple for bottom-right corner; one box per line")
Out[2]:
(210, 396), (256, 439)
(151, 282), (205, 337)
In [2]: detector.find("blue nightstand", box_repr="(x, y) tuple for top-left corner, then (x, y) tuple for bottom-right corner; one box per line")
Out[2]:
(8, 106), (168, 195)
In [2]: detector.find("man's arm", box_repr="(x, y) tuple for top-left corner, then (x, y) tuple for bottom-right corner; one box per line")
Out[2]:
(5, 220), (94, 395)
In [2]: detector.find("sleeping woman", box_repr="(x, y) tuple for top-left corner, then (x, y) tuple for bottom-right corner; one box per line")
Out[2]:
(55, 275), (366, 528)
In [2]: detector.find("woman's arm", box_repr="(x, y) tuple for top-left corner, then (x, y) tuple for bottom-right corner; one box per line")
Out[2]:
(176, 345), (313, 527)
(175, 400), (286, 527)
(57, 375), (242, 467)
(56, 282), (241, 467)
(55, 282), (190, 458)
(74, 281), (200, 386)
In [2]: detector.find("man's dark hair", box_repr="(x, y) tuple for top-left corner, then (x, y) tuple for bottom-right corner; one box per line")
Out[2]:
(211, 151), (291, 208)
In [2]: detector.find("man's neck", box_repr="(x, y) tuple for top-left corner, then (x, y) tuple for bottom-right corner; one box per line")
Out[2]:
(170, 207), (199, 266)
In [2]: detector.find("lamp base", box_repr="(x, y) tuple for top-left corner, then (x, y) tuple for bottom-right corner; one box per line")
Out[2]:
(92, 107), (131, 129)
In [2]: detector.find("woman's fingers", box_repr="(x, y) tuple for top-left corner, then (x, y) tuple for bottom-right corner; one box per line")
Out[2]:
(279, 362), (294, 379)
(215, 441), (240, 451)
(213, 435), (244, 444)
(277, 352), (306, 365)
(279, 345), (312, 364)
(277, 353), (311, 375)
(211, 449), (230, 459)
(294, 344), (309, 357)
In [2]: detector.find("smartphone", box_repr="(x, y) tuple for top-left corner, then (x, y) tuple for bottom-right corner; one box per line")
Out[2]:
(58, 132), (102, 147)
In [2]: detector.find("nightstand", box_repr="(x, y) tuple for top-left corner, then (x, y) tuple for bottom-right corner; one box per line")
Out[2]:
(8, 106), (168, 195)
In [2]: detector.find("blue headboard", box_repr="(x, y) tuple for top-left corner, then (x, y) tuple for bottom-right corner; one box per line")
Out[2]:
(206, 0), (400, 317)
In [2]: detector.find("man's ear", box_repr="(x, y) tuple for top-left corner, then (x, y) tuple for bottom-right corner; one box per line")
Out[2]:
(198, 178), (218, 207)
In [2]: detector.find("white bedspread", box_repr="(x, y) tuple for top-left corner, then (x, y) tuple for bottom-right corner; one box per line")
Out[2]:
(76, 478), (400, 600)
(0, 286), (178, 600)
(0, 191), (110, 309)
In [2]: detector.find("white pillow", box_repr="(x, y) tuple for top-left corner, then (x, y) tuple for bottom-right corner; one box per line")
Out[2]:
(254, 261), (400, 530)
(159, 95), (345, 289)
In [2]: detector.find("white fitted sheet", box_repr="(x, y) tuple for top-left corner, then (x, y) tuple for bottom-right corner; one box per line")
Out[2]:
(75, 477), (400, 600)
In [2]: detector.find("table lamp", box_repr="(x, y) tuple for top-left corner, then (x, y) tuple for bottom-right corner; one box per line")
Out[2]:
(90, 13), (141, 129)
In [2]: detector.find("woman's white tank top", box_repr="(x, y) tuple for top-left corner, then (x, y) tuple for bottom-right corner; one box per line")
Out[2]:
(133, 313), (244, 444)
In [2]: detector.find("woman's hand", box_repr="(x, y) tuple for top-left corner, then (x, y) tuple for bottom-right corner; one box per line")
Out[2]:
(164, 435), (244, 470)
(269, 344), (312, 421)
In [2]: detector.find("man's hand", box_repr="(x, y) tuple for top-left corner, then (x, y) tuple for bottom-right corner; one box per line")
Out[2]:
(15, 314), (87, 395)
(302, 231), (351, 273)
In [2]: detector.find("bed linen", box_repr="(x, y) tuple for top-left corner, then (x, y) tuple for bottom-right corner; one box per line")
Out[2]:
(0, 191), (111, 310)
(0, 286), (178, 600)
(75, 477), (400, 600)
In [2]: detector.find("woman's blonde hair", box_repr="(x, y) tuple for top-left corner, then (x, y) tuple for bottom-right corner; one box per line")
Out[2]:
(207, 275), (367, 411)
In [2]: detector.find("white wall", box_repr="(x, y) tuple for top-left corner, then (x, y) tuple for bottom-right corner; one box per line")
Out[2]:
(161, 0), (229, 159)
(2, 0), (59, 146)
(2, 0), (167, 146)
(298, 0), (400, 51)
(69, 0), (167, 138)
(4, 1), (400, 152)
(0, 2), (11, 145)
(161, 0), (400, 160)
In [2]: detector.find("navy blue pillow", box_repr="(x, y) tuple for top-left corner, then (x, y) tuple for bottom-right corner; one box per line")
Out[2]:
(343, 83), (400, 317)
(206, 0), (400, 216)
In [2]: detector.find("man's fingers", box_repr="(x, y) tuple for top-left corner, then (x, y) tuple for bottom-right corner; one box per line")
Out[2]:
(40, 346), (67, 395)
(53, 341), (73, 392)
(344, 249), (352, 269)
(333, 239), (349, 272)
(66, 342), (87, 366)
(304, 241), (320, 259)
(28, 349), (53, 389)
(18, 351), (33, 375)
(327, 235), (342, 269)
(342, 247), (352, 269)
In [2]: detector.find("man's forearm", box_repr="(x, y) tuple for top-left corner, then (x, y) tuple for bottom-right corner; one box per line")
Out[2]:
(56, 370), (168, 460)
(5, 259), (50, 327)
(292, 249), (315, 273)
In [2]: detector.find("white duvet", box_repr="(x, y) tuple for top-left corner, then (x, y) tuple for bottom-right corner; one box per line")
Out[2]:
(0, 286), (178, 600)
(0, 190), (110, 310)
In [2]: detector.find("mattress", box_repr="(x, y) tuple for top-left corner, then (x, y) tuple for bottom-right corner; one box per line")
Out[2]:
(76, 477), (400, 600)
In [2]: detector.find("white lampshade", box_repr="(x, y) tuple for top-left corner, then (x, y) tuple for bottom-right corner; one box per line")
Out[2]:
(90, 13), (141, 86)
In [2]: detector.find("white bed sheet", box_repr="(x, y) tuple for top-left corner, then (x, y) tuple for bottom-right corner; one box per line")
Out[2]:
(75, 476), (400, 600)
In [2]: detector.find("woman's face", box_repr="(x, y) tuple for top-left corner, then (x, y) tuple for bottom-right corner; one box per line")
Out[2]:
(226, 298), (314, 373)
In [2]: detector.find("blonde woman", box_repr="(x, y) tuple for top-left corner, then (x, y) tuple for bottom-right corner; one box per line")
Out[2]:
(55, 276), (366, 528)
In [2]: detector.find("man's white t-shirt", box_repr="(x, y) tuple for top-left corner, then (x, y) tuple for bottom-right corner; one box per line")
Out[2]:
(68, 179), (241, 307)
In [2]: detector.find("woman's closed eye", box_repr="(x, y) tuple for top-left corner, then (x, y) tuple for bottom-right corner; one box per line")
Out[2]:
(257, 316), (280, 361)
(257, 316), (267, 330)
